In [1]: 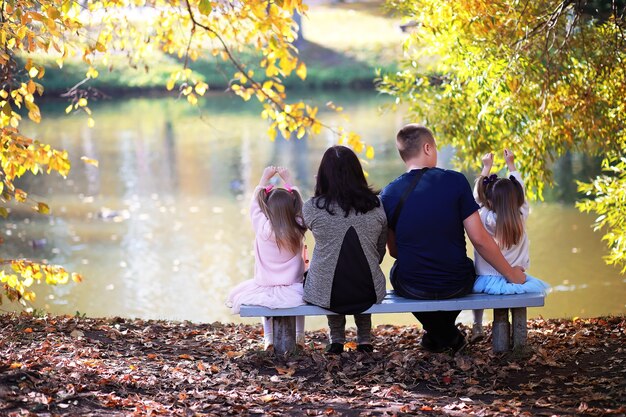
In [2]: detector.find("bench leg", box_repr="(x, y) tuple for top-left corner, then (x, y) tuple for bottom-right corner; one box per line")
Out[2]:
(272, 316), (296, 355)
(511, 307), (527, 349)
(492, 308), (510, 352)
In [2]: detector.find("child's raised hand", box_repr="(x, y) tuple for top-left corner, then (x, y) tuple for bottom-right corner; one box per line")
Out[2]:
(504, 149), (517, 171)
(276, 167), (293, 185)
(260, 166), (277, 185)
(481, 153), (493, 176)
(481, 152), (494, 167)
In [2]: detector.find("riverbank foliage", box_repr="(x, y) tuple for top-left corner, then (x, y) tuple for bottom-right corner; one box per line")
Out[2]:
(1, 314), (624, 416)
(377, 0), (626, 272)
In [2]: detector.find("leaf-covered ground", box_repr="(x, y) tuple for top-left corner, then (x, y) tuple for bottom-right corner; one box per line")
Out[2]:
(1, 314), (624, 416)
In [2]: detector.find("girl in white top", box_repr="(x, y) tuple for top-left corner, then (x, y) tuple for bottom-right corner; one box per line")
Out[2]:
(472, 149), (549, 340)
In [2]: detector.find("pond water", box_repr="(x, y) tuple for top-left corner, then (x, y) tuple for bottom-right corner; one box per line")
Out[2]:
(5, 91), (625, 330)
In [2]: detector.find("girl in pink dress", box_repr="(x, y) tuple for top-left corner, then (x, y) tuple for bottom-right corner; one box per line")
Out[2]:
(227, 166), (307, 350)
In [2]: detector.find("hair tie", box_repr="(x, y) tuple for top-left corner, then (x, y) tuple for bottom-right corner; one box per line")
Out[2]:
(284, 183), (293, 193)
(482, 174), (498, 185)
(264, 185), (274, 195)
(509, 175), (518, 183)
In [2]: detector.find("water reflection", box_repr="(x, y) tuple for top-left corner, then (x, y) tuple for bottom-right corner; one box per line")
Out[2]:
(2, 92), (623, 329)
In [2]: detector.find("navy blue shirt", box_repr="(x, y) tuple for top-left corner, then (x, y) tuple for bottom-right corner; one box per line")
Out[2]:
(380, 168), (479, 294)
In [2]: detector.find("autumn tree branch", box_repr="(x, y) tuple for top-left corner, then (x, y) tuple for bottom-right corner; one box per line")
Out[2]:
(183, 0), (336, 136)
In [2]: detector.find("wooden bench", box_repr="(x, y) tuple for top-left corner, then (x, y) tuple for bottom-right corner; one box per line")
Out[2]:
(240, 291), (545, 354)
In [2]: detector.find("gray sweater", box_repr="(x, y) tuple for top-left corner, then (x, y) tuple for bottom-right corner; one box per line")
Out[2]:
(302, 197), (388, 312)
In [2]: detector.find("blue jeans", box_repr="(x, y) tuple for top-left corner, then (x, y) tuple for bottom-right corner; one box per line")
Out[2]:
(390, 262), (474, 348)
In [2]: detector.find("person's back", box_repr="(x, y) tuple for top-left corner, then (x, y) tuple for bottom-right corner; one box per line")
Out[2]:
(381, 124), (526, 353)
(227, 166), (307, 351)
(303, 145), (387, 354)
(382, 167), (477, 297)
(303, 197), (387, 312)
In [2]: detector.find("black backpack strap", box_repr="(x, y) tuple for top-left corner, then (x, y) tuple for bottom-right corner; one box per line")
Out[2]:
(389, 168), (428, 231)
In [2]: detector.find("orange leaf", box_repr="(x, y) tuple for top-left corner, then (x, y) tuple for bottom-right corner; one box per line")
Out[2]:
(344, 341), (357, 350)
(275, 366), (295, 376)
(24, 327), (33, 333)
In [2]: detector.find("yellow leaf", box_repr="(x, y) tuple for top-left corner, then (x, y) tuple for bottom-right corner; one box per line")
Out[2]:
(166, 78), (176, 91)
(81, 156), (99, 167)
(87, 118), (95, 128)
(37, 202), (50, 214)
(10, 362), (22, 369)
(65, 104), (72, 114)
(187, 93), (198, 105)
(86, 66), (99, 79)
(194, 82), (208, 95)
(15, 189), (27, 203)
(268, 127), (277, 142)
(71, 273), (83, 283)
(296, 62), (307, 80)
(366, 145), (375, 159)
(28, 67), (39, 78)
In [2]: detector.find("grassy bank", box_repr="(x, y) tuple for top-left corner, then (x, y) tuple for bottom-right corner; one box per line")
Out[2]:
(1, 314), (624, 416)
(29, 2), (404, 96)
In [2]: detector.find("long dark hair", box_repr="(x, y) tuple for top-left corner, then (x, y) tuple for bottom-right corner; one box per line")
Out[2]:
(314, 146), (380, 216)
(257, 188), (306, 253)
(475, 175), (525, 249)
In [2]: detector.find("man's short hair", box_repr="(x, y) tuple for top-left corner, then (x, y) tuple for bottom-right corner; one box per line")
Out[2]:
(396, 124), (435, 161)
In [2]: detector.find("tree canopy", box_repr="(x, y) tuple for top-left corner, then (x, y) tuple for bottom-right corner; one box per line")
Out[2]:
(0, 0), (375, 304)
(377, 0), (626, 271)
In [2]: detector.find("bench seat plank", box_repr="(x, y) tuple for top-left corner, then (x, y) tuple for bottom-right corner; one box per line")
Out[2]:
(240, 291), (545, 317)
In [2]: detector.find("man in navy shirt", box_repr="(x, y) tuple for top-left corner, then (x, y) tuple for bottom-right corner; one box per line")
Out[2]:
(380, 124), (526, 353)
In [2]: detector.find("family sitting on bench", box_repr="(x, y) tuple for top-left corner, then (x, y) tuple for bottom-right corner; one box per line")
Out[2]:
(227, 124), (549, 354)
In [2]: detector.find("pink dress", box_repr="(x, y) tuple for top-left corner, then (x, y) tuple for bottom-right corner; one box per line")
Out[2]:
(227, 187), (306, 313)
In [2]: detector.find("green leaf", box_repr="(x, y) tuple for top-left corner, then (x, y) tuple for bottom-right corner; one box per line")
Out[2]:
(198, 0), (212, 15)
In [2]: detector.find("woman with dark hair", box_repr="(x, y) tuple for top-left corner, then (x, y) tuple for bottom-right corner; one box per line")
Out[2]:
(303, 146), (387, 354)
